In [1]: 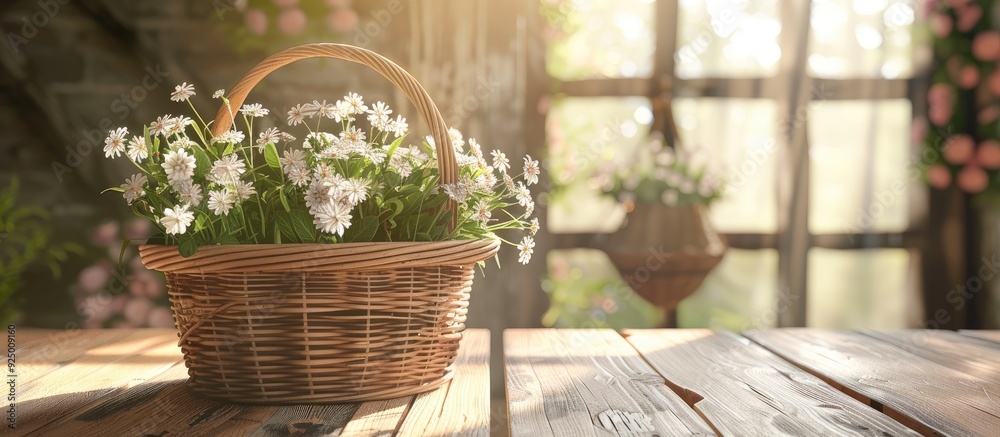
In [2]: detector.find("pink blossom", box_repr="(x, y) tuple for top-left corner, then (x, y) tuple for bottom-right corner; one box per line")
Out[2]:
(977, 140), (1000, 169)
(277, 8), (307, 36)
(77, 262), (112, 294)
(245, 9), (268, 36)
(979, 106), (999, 125)
(959, 65), (980, 89)
(944, 135), (976, 164)
(927, 164), (952, 189)
(989, 70), (1000, 97)
(147, 307), (175, 329)
(931, 13), (953, 38)
(928, 83), (952, 104)
(929, 105), (953, 126)
(326, 8), (358, 33)
(124, 297), (153, 325)
(956, 5), (982, 32)
(972, 31), (1000, 61)
(957, 165), (989, 193)
(89, 221), (119, 247)
(124, 218), (153, 240)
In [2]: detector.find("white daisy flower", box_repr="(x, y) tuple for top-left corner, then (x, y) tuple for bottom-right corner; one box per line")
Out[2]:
(208, 154), (246, 185)
(304, 131), (335, 149)
(312, 201), (352, 236)
(212, 89), (225, 99)
(159, 204), (195, 235)
(468, 138), (484, 160)
(162, 149), (196, 186)
(503, 174), (515, 192)
(120, 173), (146, 205)
(103, 127), (128, 158)
(126, 136), (148, 163)
(212, 130), (245, 145)
(390, 115), (408, 137)
(491, 150), (510, 173)
(207, 188), (237, 216)
(367, 101), (392, 129)
(279, 132), (297, 143)
(340, 126), (367, 152)
(176, 181), (204, 206)
(525, 200), (535, 217)
(472, 199), (491, 224)
(341, 178), (369, 206)
(529, 217), (539, 236)
(514, 181), (532, 207)
(149, 115), (172, 137)
(312, 100), (336, 119)
(516, 236), (535, 265)
(304, 179), (333, 212)
(170, 82), (196, 102)
(474, 171), (498, 193)
(233, 180), (256, 201)
(523, 155), (540, 186)
(333, 100), (355, 123)
(165, 116), (193, 137)
(343, 92), (368, 114)
(169, 138), (198, 150)
(257, 127), (282, 149)
(239, 103), (269, 117)
(287, 166), (311, 187)
(363, 147), (387, 165)
(442, 182), (471, 203)
(279, 149), (307, 177)
(287, 103), (311, 126)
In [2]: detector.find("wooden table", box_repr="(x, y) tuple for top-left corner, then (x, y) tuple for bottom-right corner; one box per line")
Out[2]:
(8, 328), (491, 436)
(505, 329), (1000, 437)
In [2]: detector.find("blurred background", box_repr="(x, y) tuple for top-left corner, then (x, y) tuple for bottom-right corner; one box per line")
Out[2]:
(1, 0), (998, 377)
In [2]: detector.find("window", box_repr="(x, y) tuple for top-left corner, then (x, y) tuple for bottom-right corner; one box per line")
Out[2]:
(542, 0), (925, 329)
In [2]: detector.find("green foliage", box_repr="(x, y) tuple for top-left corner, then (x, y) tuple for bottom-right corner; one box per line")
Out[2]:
(0, 178), (81, 325)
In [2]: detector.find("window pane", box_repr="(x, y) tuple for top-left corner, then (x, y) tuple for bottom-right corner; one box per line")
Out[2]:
(808, 0), (916, 78)
(809, 99), (912, 234)
(542, 249), (664, 328)
(675, 0), (782, 78)
(545, 0), (656, 80)
(678, 249), (779, 330)
(547, 96), (653, 233)
(807, 248), (918, 328)
(673, 98), (778, 233)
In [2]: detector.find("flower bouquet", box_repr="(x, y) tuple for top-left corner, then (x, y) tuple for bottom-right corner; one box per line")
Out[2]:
(101, 44), (539, 403)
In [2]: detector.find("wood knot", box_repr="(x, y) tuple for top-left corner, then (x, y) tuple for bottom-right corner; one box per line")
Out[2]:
(596, 409), (655, 436)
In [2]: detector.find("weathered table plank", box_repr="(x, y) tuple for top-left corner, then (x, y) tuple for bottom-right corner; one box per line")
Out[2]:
(745, 329), (1000, 436)
(13, 329), (182, 435)
(625, 329), (920, 437)
(504, 329), (715, 437)
(863, 330), (1000, 381)
(958, 329), (1000, 344)
(26, 328), (491, 437)
(396, 329), (491, 437)
(14, 328), (154, 385)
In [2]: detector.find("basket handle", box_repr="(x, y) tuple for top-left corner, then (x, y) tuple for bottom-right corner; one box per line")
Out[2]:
(211, 43), (457, 226)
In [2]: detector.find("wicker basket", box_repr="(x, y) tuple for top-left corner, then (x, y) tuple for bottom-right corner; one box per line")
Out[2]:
(139, 43), (500, 404)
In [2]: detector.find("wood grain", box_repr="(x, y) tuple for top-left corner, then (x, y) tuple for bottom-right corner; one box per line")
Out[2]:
(958, 329), (1000, 344)
(13, 329), (181, 435)
(863, 329), (1000, 381)
(14, 328), (145, 385)
(341, 397), (411, 437)
(504, 329), (715, 437)
(746, 329), (1000, 436)
(396, 329), (491, 437)
(625, 329), (920, 436)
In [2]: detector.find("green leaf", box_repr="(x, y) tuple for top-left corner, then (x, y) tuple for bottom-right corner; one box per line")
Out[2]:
(101, 186), (125, 194)
(343, 216), (379, 242)
(194, 213), (210, 232)
(290, 210), (315, 242)
(212, 235), (239, 245)
(178, 239), (198, 257)
(192, 147), (211, 174)
(263, 142), (281, 170)
(279, 189), (290, 213)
